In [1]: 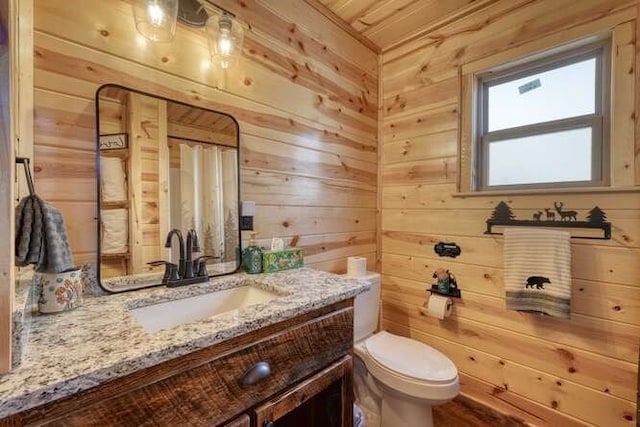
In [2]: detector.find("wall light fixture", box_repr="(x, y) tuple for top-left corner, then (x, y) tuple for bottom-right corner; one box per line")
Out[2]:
(206, 9), (244, 70)
(132, 0), (179, 42)
(132, 0), (244, 69)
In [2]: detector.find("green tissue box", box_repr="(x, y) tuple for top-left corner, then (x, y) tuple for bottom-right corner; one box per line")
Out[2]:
(262, 248), (304, 273)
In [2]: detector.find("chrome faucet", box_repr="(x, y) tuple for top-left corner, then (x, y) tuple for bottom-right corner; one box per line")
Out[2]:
(164, 229), (186, 277)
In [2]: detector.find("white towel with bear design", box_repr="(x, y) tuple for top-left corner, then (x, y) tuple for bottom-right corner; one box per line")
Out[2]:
(504, 227), (571, 319)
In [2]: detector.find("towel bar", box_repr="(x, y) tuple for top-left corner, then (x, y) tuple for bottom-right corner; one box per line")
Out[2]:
(485, 201), (612, 240)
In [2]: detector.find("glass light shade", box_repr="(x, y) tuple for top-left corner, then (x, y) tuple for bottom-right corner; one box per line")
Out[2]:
(206, 12), (244, 69)
(132, 0), (179, 42)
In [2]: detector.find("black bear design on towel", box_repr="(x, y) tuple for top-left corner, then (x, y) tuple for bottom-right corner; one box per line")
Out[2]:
(525, 276), (551, 289)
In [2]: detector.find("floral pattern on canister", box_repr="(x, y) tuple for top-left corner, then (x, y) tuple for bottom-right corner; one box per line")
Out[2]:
(262, 249), (304, 273)
(39, 269), (83, 314)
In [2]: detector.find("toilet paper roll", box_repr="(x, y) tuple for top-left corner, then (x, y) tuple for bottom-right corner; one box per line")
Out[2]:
(426, 294), (453, 320)
(347, 256), (367, 277)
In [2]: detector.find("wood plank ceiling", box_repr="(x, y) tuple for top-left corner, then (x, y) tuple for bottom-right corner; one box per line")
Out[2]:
(306, 0), (500, 52)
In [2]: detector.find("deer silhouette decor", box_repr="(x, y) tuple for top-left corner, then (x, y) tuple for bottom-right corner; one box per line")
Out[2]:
(484, 201), (612, 239)
(553, 202), (577, 221)
(544, 208), (555, 221)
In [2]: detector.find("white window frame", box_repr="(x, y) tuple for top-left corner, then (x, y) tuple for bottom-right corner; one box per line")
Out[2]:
(474, 40), (611, 191)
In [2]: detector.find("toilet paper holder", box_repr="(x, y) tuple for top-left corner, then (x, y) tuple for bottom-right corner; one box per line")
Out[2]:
(428, 284), (461, 299)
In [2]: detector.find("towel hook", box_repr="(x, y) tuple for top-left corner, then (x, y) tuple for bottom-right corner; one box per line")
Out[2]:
(15, 157), (36, 196)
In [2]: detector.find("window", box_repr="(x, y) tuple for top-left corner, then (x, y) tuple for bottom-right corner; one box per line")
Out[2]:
(475, 41), (610, 191)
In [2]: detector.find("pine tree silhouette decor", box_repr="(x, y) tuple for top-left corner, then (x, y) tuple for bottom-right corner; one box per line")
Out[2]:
(490, 201), (515, 222)
(587, 206), (607, 223)
(485, 201), (611, 239)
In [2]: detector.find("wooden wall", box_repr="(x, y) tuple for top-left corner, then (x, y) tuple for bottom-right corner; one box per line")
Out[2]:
(125, 92), (164, 275)
(380, 0), (639, 425)
(0, 0), (14, 373)
(32, 0), (378, 275)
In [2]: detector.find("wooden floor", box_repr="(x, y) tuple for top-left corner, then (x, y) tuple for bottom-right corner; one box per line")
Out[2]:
(432, 396), (527, 427)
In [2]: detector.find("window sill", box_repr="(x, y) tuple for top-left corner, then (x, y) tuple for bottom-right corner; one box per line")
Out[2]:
(453, 186), (640, 198)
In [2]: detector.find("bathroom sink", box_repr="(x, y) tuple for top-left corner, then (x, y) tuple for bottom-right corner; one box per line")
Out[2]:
(130, 285), (280, 333)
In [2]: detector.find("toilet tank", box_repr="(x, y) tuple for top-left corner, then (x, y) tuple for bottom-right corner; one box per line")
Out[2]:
(348, 272), (381, 342)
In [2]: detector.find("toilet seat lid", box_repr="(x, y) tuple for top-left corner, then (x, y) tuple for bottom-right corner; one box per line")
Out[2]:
(365, 331), (457, 383)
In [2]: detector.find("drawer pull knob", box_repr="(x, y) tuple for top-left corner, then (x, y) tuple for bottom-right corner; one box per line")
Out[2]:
(241, 361), (271, 386)
(263, 421), (275, 427)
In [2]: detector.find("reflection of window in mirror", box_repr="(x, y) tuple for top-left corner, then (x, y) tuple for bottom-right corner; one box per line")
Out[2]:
(96, 85), (240, 292)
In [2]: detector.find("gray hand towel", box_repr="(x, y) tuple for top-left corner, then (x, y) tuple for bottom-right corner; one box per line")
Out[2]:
(15, 196), (43, 266)
(15, 195), (74, 273)
(15, 196), (34, 266)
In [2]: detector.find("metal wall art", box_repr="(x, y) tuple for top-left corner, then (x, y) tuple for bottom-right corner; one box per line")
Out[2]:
(485, 201), (612, 240)
(434, 241), (461, 258)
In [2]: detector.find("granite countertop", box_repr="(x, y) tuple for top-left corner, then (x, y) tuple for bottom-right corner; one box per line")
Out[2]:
(11, 271), (35, 369)
(0, 268), (370, 418)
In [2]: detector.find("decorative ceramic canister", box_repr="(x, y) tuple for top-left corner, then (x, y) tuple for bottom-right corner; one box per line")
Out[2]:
(38, 268), (83, 314)
(243, 231), (263, 274)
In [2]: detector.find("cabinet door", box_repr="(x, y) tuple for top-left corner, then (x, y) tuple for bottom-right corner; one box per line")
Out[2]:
(222, 414), (250, 427)
(254, 356), (353, 427)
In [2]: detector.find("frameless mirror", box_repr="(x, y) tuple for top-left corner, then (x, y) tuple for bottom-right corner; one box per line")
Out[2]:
(96, 84), (240, 292)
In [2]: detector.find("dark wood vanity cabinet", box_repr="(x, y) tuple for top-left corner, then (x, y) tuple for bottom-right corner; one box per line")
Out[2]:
(254, 356), (353, 427)
(3, 300), (355, 427)
(223, 355), (352, 427)
(223, 414), (251, 427)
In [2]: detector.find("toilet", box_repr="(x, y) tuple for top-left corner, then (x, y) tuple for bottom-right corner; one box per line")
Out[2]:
(349, 272), (459, 427)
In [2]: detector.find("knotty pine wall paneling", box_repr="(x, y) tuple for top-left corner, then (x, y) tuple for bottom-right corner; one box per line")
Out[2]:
(33, 0), (378, 274)
(0, 0), (13, 374)
(124, 92), (164, 274)
(0, 0), (33, 374)
(381, 0), (639, 425)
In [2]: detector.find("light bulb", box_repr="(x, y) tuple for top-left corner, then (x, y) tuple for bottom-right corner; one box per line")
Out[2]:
(206, 11), (243, 70)
(217, 15), (233, 56)
(147, 3), (165, 27)
(218, 32), (232, 56)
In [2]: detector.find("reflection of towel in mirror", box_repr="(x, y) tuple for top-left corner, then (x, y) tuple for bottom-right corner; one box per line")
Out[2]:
(100, 157), (127, 201)
(15, 195), (74, 273)
(504, 227), (571, 319)
(101, 208), (129, 254)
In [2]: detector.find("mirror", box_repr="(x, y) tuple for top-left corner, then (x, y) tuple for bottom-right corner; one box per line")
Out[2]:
(96, 84), (240, 292)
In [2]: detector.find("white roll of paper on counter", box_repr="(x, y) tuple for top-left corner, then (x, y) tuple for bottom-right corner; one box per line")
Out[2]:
(347, 256), (367, 277)
(426, 294), (453, 320)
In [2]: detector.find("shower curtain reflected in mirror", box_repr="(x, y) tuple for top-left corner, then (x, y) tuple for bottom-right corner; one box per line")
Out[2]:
(170, 142), (238, 263)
